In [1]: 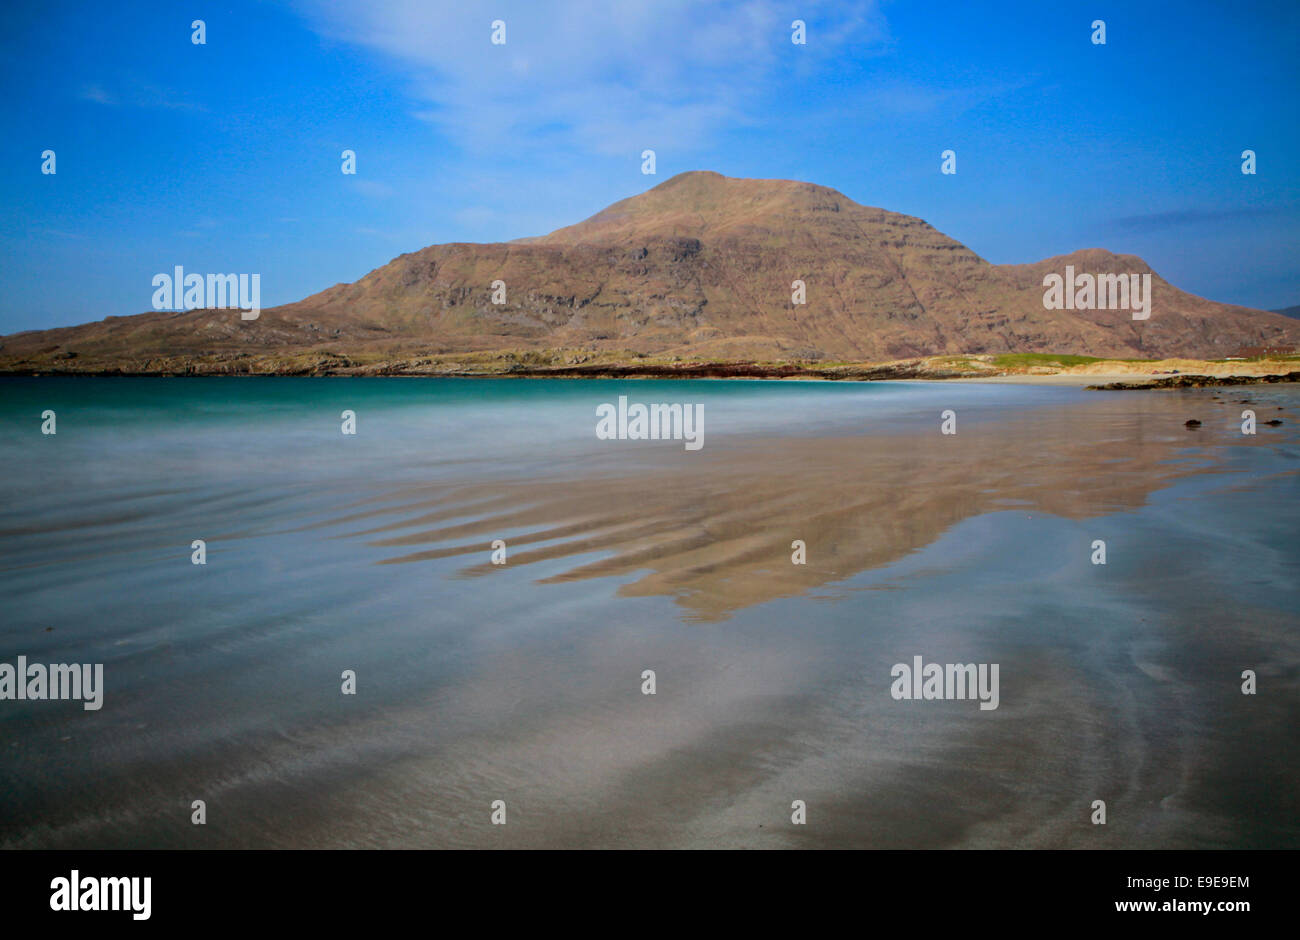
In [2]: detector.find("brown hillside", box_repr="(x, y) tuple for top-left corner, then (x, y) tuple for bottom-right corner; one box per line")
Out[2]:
(2, 171), (1296, 372)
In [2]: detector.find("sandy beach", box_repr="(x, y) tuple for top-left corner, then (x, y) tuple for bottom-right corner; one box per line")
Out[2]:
(0, 376), (1296, 848)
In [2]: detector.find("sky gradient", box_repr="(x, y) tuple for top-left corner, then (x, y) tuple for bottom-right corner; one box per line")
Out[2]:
(1, 0), (1297, 335)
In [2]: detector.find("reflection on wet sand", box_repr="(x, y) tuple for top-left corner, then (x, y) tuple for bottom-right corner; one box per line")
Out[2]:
(338, 398), (1247, 621)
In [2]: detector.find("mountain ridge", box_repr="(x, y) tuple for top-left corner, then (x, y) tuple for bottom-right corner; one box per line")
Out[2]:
(2, 170), (1295, 372)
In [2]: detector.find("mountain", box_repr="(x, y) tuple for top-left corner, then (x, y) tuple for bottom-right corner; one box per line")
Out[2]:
(2, 171), (1296, 373)
(1271, 305), (1300, 319)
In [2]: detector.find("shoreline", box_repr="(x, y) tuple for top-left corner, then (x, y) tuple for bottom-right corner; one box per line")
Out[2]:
(2, 363), (1298, 390)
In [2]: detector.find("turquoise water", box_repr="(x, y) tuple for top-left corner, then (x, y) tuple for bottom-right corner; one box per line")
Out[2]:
(0, 376), (1295, 848)
(0, 374), (1080, 476)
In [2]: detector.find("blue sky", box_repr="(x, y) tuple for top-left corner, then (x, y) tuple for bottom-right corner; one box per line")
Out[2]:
(1, 0), (1296, 334)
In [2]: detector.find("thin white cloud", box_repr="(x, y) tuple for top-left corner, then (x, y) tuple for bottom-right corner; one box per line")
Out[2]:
(76, 79), (205, 111)
(454, 206), (500, 227)
(352, 179), (395, 199)
(78, 84), (116, 105)
(293, 0), (887, 156)
(857, 79), (1027, 118)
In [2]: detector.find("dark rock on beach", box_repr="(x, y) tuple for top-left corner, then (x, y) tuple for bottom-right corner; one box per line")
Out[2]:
(1089, 371), (1300, 391)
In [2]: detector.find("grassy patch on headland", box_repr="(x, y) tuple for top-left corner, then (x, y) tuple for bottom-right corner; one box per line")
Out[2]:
(992, 353), (1108, 369)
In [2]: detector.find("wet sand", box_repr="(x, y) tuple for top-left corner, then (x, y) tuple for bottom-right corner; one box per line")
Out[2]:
(0, 379), (1296, 848)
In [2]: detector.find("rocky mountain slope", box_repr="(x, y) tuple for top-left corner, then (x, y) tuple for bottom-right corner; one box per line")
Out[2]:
(2, 171), (1295, 373)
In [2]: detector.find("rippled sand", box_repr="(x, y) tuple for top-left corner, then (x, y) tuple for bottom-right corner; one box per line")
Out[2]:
(0, 380), (1296, 848)
(343, 393), (1262, 621)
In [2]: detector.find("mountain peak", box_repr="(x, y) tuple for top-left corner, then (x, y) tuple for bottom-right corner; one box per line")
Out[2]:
(645, 169), (852, 208)
(657, 169), (727, 186)
(535, 170), (877, 246)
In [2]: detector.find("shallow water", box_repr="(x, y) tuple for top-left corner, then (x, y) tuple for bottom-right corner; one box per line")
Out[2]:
(0, 376), (1296, 847)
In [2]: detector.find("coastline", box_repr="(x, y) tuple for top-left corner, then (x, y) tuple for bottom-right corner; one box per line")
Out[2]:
(2, 356), (1297, 390)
